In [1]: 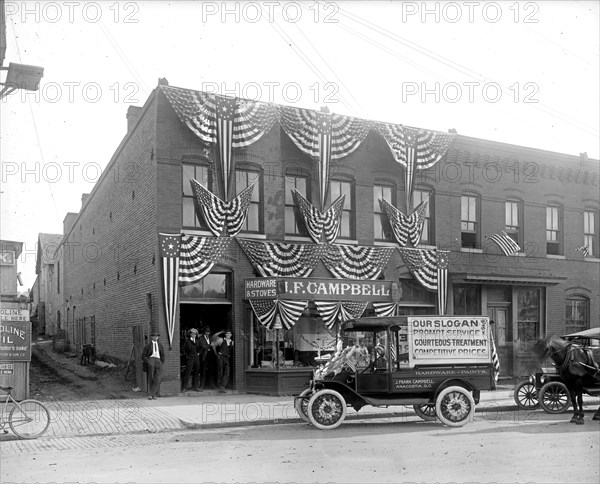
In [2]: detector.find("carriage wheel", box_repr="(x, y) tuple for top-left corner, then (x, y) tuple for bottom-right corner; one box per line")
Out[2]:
(294, 389), (313, 423)
(435, 386), (475, 427)
(514, 381), (539, 410)
(539, 382), (571, 414)
(413, 404), (437, 421)
(307, 389), (347, 430)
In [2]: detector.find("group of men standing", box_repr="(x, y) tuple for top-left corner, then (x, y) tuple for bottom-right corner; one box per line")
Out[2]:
(182, 326), (233, 393)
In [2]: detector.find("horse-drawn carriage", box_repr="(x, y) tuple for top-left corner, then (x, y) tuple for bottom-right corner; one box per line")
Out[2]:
(514, 327), (600, 420)
(294, 315), (497, 429)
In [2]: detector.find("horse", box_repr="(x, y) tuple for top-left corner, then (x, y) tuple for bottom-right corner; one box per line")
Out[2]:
(532, 336), (600, 424)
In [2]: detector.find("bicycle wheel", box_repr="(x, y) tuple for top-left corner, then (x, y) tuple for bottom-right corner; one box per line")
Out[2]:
(9, 399), (51, 439)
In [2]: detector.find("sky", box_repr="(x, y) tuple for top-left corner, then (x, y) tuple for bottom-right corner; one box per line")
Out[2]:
(1, 0), (599, 292)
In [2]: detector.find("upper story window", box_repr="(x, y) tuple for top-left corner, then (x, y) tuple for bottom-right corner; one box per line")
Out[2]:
(565, 296), (589, 333)
(236, 169), (261, 233)
(546, 205), (562, 255)
(584, 210), (598, 257)
(330, 180), (354, 239)
(182, 164), (209, 229)
(461, 195), (479, 248)
(413, 189), (433, 244)
(373, 184), (393, 241)
(505, 199), (522, 247)
(285, 175), (309, 236)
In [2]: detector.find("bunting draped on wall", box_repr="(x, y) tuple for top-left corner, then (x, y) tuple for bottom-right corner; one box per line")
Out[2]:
(372, 301), (401, 318)
(322, 245), (395, 280)
(292, 189), (345, 244)
(398, 248), (450, 315)
(159, 233), (181, 348)
(380, 198), (429, 247)
(179, 235), (233, 286)
(278, 106), (371, 210)
(375, 123), (455, 210)
(249, 299), (309, 330)
(313, 301), (369, 329)
(190, 178), (257, 237)
(161, 86), (276, 200)
(237, 239), (325, 277)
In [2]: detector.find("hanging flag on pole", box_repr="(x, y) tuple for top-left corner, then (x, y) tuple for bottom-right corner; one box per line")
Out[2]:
(159, 233), (181, 348)
(437, 250), (450, 316)
(575, 245), (590, 257)
(489, 231), (521, 256)
(490, 329), (500, 385)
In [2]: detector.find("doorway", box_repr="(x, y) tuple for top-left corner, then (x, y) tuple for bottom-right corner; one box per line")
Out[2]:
(486, 305), (513, 378)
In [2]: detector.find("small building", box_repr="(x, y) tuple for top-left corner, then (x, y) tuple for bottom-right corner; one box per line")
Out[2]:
(31, 233), (63, 336)
(50, 80), (599, 395)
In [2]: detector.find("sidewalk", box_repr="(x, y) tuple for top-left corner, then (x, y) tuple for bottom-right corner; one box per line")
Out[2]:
(28, 388), (523, 439)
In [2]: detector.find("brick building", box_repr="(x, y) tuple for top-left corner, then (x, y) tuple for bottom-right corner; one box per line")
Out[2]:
(48, 80), (599, 395)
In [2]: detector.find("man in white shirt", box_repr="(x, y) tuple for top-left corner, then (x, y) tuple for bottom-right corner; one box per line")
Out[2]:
(142, 331), (165, 399)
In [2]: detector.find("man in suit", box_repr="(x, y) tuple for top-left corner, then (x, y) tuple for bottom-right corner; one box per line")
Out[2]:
(182, 328), (200, 391)
(197, 326), (213, 390)
(216, 330), (234, 392)
(142, 330), (165, 399)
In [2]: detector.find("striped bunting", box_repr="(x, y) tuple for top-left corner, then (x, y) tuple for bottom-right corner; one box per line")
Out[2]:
(381, 198), (429, 247)
(490, 330), (500, 385)
(314, 301), (369, 329)
(292, 189), (345, 244)
(161, 86), (276, 200)
(398, 248), (438, 291)
(179, 235), (232, 286)
(372, 302), (400, 318)
(237, 239), (324, 278)
(437, 250), (450, 315)
(489, 230), (521, 256)
(575, 245), (590, 257)
(249, 299), (308, 330)
(159, 233), (181, 348)
(375, 123), (454, 210)
(323, 245), (395, 280)
(278, 106), (371, 209)
(190, 179), (257, 236)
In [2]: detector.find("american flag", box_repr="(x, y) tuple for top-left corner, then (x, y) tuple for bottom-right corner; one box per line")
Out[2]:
(215, 95), (236, 200)
(313, 301), (368, 329)
(490, 231), (521, 256)
(398, 248), (438, 291)
(179, 235), (232, 286)
(249, 299), (308, 330)
(490, 330), (500, 385)
(389, 336), (397, 364)
(575, 245), (590, 257)
(437, 250), (450, 316)
(159, 233), (181, 348)
(375, 123), (455, 211)
(322, 244), (395, 280)
(292, 189), (345, 244)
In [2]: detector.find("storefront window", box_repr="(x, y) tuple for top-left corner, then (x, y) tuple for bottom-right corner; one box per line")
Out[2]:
(250, 313), (337, 368)
(566, 297), (589, 334)
(516, 288), (539, 353)
(453, 285), (480, 314)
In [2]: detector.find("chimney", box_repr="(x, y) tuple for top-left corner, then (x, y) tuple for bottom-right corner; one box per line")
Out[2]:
(320, 106), (330, 113)
(127, 106), (142, 133)
(63, 212), (78, 236)
(580, 152), (589, 161)
(448, 128), (457, 134)
(81, 193), (90, 209)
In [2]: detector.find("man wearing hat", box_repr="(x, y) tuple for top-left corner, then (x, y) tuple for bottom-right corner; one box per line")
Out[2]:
(142, 330), (165, 399)
(182, 328), (200, 391)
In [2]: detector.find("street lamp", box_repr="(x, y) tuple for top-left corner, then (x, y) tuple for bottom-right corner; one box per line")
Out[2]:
(0, 62), (44, 99)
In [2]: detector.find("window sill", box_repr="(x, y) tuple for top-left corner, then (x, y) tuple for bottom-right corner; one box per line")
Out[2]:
(237, 233), (267, 240)
(546, 254), (565, 260)
(181, 228), (214, 237)
(284, 235), (313, 242)
(460, 248), (483, 253)
(334, 239), (359, 246)
(374, 240), (398, 247)
(583, 257), (600, 263)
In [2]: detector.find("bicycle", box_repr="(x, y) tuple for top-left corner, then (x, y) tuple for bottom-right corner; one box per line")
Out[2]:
(0, 385), (50, 439)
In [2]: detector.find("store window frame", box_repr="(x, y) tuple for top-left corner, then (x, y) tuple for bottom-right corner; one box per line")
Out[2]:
(329, 179), (355, 240)
(461, 194), (480, 249)
(182, 163), (211, 229)
(413, 188), (434, 245)
(373, 183), (394, 241)
(546, 204), (563, 255)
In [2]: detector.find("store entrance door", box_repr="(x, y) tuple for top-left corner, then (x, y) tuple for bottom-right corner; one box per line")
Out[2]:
(486, 305), (513, 378)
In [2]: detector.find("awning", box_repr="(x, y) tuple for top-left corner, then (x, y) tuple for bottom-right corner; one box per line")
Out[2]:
(450, 264), (567, 286)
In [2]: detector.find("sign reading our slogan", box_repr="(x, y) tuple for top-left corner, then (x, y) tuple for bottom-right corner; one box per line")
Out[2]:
(244, 277), (395, 302)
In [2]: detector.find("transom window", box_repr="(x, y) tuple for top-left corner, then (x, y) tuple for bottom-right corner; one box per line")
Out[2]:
(236, 170), (261, 233)
(374, 185), (393, 241)
(461, 195), (479, 248)
(330, 180), (354, 239)
(182, 164), (209, 228)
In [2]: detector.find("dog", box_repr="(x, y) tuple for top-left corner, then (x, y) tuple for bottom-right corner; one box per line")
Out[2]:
(80, 344), (96, 365)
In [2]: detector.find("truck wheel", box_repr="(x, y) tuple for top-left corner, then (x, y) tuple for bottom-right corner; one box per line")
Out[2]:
(539, 381), (571, 414)
(435, 386), (475, 427)
(413, 404), (436, 421)
(294, 389), (312, 423)
(307, 389), (347, 430)
(514, 381), (539, 410)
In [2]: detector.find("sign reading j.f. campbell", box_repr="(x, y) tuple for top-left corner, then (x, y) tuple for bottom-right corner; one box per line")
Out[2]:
(245, 278), (395, 302)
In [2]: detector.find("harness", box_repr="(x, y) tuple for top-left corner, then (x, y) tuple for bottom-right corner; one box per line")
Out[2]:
(556, 342), (600, 378)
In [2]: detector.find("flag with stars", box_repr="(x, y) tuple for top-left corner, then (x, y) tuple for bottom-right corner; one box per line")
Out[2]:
(437, 250), (450, 315)
(215, 95), (236, 199)
(159, 233), (181, 348)
(490, 230), (521, 256)
(375, 123), (455, 210)
(575, 245), (590, 257)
